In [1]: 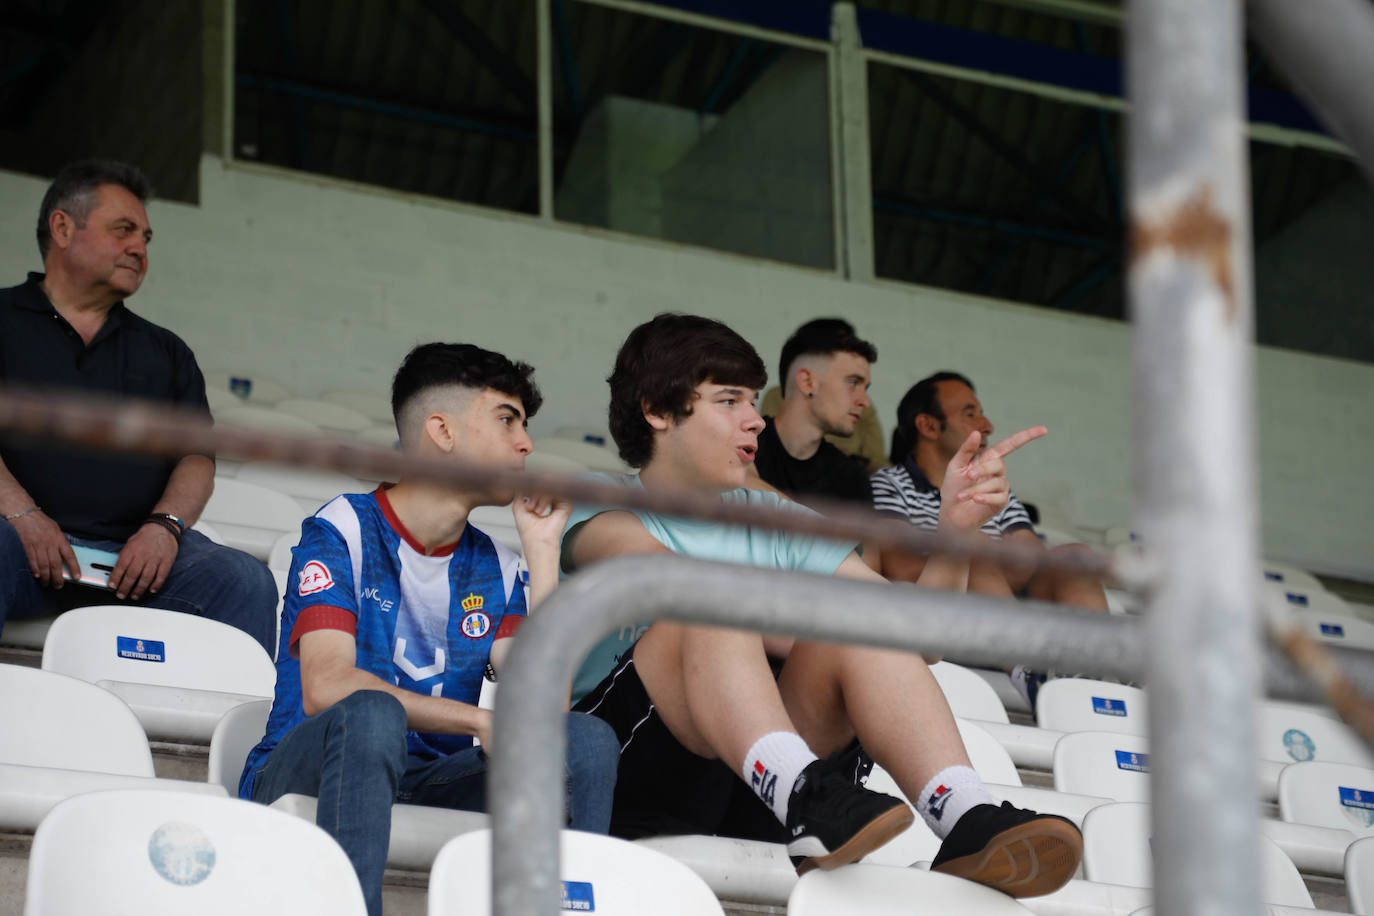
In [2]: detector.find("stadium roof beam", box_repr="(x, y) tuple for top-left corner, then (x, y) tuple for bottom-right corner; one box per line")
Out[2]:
(419, 0), (538, 113)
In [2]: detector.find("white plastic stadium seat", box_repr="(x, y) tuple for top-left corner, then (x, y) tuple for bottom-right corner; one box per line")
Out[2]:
(1278, 761), (1374, 836)
(788, 864), (1033, 915)
(273, 397), (374, 434)
(214, 403), (323, 436)
(236, 461), (366, 515)
(192, 518), (225, 543)
(24, 790), (367, 915)
(201, 477), (309, 561)
(1081, 801), (1312, 907)
(268, 531), (296, 571)
(208, 700), (487, 870)
(1346, 835), (1374, 914)
(930, 661), (1011, 724)
(1297, 612), (1374, 652)
(208, 700), (272, 795)
(1053, 731), (1151, 803)
(429, 828), (725, 916)
(1258, 699), (1374, 769)
(320, 389), (394, 423)
(41, 606), (276, 742)
(201, 369), (292, 405)
(535, 436), (632, 474)
(354, 424), (399, 447)
(0, 665), (226, 832)
(1035, 678), (1148, 737)
(1262, 560), (1327, 594)
(0, 664), (153, 776)
(468, 504), (524, 554)
(526, 449), (592, 474)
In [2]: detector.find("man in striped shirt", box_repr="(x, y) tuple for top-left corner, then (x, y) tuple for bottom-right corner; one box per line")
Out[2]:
(872, 371), (1107, 612)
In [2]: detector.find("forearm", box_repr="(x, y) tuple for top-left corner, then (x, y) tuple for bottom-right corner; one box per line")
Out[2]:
(0, 458), (38, 517)
(524, 541), (561, 610)
(151, 455), (215, 525)
(304, 663), (486, 736)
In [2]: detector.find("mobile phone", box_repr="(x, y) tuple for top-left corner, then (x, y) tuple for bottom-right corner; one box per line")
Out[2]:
(63, 545), (122, 589)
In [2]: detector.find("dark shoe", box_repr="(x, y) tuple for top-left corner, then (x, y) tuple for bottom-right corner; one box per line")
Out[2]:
(784, 752), (914, 875)
(931, 802), (1083, 898)
(833, 739), (875, 786)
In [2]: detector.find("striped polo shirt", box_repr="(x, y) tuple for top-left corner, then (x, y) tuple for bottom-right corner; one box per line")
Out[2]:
(870, 457), (1035, 541)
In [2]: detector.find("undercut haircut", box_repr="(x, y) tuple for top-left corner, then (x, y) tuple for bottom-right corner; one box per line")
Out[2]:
(777, 318), (877, 397)
(37, 159), (152, 260)
(391, 342), (542, 439)
(608, 313), (768, 468)
(889, 371), (975, 465)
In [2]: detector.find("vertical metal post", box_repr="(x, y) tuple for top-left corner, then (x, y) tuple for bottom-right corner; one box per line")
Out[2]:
(830, 3), (875, 281)
(1126, 1), (1261, 914)
(537, 0), (555, 220)
(222, 0), (236, 162)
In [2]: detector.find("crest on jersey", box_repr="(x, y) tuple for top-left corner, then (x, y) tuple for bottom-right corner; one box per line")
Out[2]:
(298, 560), (334, 596)
(461, 611), (492, 639)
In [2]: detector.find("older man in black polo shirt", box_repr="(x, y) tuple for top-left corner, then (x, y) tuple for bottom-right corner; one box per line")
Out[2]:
(0, 160), (276, 653)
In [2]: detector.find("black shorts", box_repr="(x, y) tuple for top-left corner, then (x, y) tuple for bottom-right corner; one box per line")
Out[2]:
(573, 642), (786, 843)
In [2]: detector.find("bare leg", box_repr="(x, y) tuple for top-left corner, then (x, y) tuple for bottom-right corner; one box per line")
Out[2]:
(776, 641), (972, 803)
(633, 620), (797, 770)
(1025, 544), (1108, 611)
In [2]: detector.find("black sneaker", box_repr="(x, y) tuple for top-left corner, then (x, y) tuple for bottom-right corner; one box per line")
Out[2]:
(832, 739), (875, 786)
(930, 802), (1083, 898)
(784, 752), (914, 875)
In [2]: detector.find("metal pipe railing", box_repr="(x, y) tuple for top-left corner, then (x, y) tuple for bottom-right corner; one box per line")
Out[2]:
(487, 555), (1374, 915)
(1127, 0), (1262, 913)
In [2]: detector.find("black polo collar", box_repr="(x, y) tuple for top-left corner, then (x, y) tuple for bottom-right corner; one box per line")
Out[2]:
(902, 455), (937, 493)
(15, 272), (130, 343)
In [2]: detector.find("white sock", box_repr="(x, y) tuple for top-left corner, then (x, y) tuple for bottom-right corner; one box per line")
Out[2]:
(915, 765), (995, 838)
(742, 732), (817, 825)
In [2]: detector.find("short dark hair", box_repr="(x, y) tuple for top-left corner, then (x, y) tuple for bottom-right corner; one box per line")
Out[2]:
(777, 318), (877, 397)
(608, 313), (767, 468)
(889, 371), (976, 464)
(37, 160), (152, 260)
(391, 342), (543, 424)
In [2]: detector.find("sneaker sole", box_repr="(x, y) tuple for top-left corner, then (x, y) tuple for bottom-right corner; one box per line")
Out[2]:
(930, 817), (1083, 898)
(793, 804), (915, 876)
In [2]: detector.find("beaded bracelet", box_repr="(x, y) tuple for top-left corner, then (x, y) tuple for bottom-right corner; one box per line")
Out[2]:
(3, 506), (39, 521)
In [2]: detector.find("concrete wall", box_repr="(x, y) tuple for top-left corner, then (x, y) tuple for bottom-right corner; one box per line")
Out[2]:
(0, 156), (1368, 578)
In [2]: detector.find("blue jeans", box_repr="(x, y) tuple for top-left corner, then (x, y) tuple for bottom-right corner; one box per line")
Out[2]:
(247, 691), (618, 916)
(0, 522), (278, 656)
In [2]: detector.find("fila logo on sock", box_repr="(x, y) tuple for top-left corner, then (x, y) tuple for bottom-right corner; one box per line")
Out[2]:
(751, 760), (778, 808)
(927, 784), (953, 821)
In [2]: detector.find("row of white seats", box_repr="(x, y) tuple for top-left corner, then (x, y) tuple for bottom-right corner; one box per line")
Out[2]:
(7, 645), (1374, 913)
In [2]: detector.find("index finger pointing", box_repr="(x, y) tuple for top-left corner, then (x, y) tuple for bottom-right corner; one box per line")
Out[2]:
(987, 425), (1048, 460)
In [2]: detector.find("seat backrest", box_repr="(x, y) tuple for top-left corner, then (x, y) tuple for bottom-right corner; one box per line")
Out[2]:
(1298, 612), (1374, 651)
(1257, 699), (1374, 768)
(1082, 801), (1312, 906)
(1052, 731), (1151, 802)
(534, 437), (631, 474)
(201, 370), (292, 405)
(41, 606), (276, 699)
(787, 863), (1034, 915)
(428, 828), (724, 915)
(214, 404), (321, 435)
(319, 390), (395, 423)
(1261, 561), (1326, 594)
(1277, 760), (1374, 835)
(236, 462), (364, 513)
(274, 398), (374, 433)
(1035, 678), (1147, 736)
(0, 664), (153, 776)
(204, 478), (309, 531)
(930, 662), (1010, 724)
(25, 789), (366, 915)
(208, 700), (273, 796)
(468, 504), (524, 554)
(1345, 835), (1374, 915)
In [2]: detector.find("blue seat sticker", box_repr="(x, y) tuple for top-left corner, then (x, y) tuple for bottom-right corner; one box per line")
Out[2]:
(1115, 750), (1149, 773)
(1092, 696), (1127, 717)
(1264, 570), (1283, 582)
(1320, 623), (1345, 637)
(1340, 787), (1374, 811)
(117, 636), (166, 663)
(1286, 592), (1309, 607)
(561, 880), (595, 911)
